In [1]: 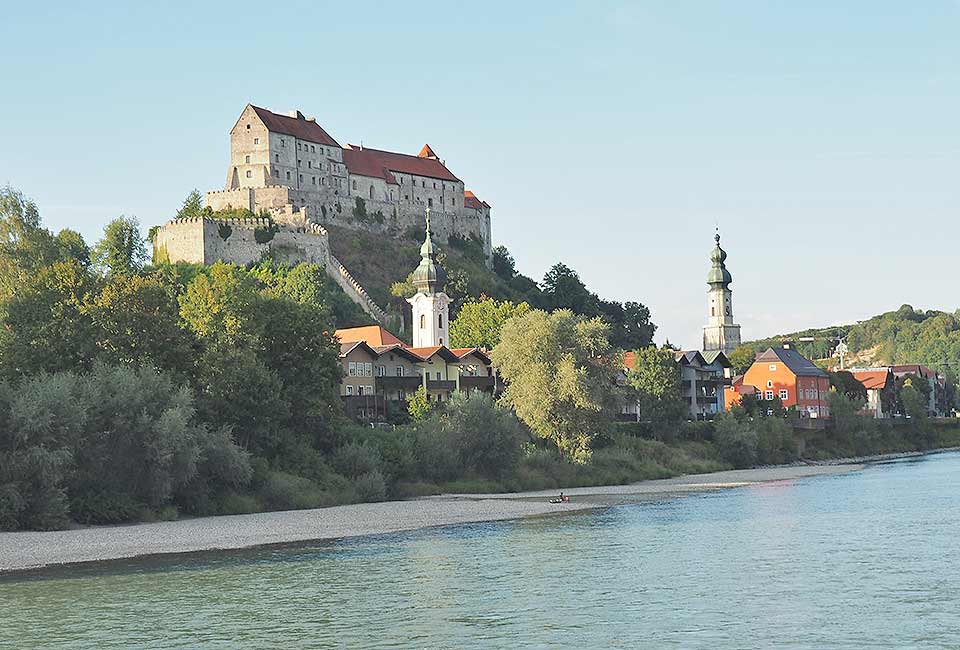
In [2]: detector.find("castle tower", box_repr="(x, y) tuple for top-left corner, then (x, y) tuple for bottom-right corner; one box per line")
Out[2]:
(407, 209), (451, 348)
(703, 231), (741, 354)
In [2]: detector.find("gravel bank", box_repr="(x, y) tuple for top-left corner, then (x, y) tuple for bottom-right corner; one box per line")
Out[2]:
(0, 464), (860, 573)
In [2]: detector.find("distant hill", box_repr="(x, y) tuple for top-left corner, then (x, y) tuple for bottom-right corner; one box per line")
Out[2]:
(743, 305), (960, 380)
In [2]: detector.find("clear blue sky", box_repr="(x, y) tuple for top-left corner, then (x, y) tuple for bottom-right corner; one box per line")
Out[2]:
(2, 1), (958, 348)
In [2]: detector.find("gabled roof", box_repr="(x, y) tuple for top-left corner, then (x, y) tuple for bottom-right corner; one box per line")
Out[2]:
(676, 350), (707, 366)
(345, 144), (460, 182)
(342, 147), (398, 185)
(851, 370), (892, 391)
(335, 325), (404, 347)
(702, 350), (732, 368)
(450, 347), (492, 365)
(407, 346), (461, 363)
(464, 190), (491, 210)
(755, 347), (828, 377)
(249, 105), (340, 147)
(890, 364), (936, 379)
(373, 344), (423, 363)
(418, 144), (439, 159)
(339, 340), (378, 358)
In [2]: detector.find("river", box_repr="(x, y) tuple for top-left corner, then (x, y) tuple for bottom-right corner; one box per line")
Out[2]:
(3, 452), (960, 649)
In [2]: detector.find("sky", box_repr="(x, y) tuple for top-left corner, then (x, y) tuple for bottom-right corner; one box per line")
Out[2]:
(1, 1), (958, 349)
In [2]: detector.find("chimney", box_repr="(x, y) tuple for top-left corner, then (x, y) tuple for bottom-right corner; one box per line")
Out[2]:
(288, 110), (305, 120)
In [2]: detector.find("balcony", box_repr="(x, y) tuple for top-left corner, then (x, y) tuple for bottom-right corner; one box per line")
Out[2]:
(460, 376), (496, 392)
(427, 379), (457, 391)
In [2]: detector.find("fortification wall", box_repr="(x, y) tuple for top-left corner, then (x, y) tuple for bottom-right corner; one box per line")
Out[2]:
(153, 217), (207, 264)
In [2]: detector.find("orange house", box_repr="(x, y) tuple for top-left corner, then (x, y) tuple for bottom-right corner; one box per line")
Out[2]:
(736, 347), (831, 418)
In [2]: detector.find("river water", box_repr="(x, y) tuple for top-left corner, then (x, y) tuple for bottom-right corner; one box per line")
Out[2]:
(3, 452), (960, 649)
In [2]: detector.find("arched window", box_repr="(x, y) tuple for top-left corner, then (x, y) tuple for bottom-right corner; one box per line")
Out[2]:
(438, 314), (443, 328)
(369, 186), (374, 199)
(420, 314), (425, 329)
(711, 307), (715, 316)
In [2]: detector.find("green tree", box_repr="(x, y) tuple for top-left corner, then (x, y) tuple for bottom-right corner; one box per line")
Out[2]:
(728, 345), (756, 376)
(540, 263), (599, 316)
(626, 346), (687, 431)
(492, 309), (621, 463)
(600, 300), (656, 350)
(407, 385), (433, 422)
(93, 216), (148, 275)
(179, 262), (260, 343)
(449, 297), (530, 349)
(900, 379), (928, 420)
(176, 189), (204, 220)
(491, 245), (516, 279)
(830, 371), (868, 402)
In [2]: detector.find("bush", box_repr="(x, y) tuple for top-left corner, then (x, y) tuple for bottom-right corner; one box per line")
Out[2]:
(257, 472), (328, 511)
(332, 442), (383, 479)
(70, 491), (143, 525)
(354, 470), (387, 503)
(713, 415), (758, 468)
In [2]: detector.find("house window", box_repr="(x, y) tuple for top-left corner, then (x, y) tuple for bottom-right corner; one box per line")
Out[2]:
(767, 380), (773, 388)
(245, 155), (251, 163)
(246, 124), (250, 130)
(348, 362), (357, 376)
(245, 170), (252, 178)
(357, 385), (365, 396)
(711, 307), (715, 316)
(769, 364), (777, 371)
(377, 366), (385, 376)
(779, 389), (789, 400)
(346, 385), (354, 395)
(398, 390), (406, 400)
(364, 363), (373, 376)
(396, 366), (403, 376)
(765, 390), (774, 400)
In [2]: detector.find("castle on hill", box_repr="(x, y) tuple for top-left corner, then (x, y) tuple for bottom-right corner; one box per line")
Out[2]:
(152, 103), (495, 325)
(204, 104), (491, 258)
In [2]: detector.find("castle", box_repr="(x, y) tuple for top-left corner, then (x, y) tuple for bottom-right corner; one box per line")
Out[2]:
(152, 103), (494, 324)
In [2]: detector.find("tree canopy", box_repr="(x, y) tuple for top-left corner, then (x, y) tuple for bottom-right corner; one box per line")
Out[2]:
(449, 296), (530, 349)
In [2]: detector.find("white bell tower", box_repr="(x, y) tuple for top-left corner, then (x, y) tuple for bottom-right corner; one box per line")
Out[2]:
(407, 209), (451, 348)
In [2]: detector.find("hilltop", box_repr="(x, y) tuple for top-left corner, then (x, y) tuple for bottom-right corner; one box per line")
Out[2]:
(741, 304), (960, 379)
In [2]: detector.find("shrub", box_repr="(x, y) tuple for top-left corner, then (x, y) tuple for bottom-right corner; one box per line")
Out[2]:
(70, 491), (142, 525)
(713, 416), (758, 468)
(257, 471), (328, 511)
(332, 442), (382, 479)
(354, 470), (387, 503)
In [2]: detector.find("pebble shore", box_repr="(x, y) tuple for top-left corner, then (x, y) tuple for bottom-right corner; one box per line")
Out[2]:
(0, 464), (863, 573)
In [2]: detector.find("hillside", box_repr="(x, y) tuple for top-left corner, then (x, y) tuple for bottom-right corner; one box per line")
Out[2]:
(743, 305), (960, 380)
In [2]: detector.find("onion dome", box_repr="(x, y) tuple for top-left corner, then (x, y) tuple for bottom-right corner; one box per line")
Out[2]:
(411, 210), (447, 294)
(707, 232), (733, 287)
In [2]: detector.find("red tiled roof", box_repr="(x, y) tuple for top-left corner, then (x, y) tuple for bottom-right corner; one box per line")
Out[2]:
(450, 347), (492, 365)
(407, 346), (460, 362)
(342, 148), (398, 185)
(345, 144), (460, 182)
(250, 105), (340, 148)
(335, 325), (403, 347)
(890, 364), (935, 379)
(418, 144), (439, 159)
(463, 190), (490, 210)
(851, 370), (890, 391)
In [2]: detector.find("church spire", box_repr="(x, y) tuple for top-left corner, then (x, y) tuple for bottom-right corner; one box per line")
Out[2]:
(707, 229), (733, 288)
(411, 208), (447, 294)
(703, 229), (741, 354)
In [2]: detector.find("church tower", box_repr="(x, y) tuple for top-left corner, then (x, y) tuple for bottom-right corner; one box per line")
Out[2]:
(703, 231), (741, 354)
(407, 209), (451, 348)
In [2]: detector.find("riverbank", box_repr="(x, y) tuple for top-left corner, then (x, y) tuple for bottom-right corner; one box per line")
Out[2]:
(0, 463), (863, 573)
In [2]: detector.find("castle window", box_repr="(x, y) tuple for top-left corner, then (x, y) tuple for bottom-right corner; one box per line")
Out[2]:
(433, 182), (437, 189)
(311, 145), (315, 152)
(421, 181), (425, 187)
(312, 177), (316, 185)
(281, 139), (286, 147)
(308, 161), (311, 168)
(245, 170), (252, 178)
(254, 138), (260, 145)
(451, 198), (455, 206)
(274, 169), (279, 178)
(286, 171), (291, 180)
(711, 307), (715, 316)
(322, 178), (326, 186)
(245, 155), (250, 163)
(298, 160), (302, 167)
(299, 174), (303, 182)
(404, 195), (409, 201)
(297, 143), (301, 150)
(369, 186), (374, 199)
(275, 154), (280, 162)
(352, 180), (357, 190)
(428, 198), (433, 208)
(246, 124), (250, 130)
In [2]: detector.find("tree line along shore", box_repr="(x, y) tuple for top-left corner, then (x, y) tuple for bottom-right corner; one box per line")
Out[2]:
(1, 186), (958, 533)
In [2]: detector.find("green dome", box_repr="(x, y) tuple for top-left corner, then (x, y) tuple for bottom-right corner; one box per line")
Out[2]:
(412, 217), (447, 294)
(707, 232), (733, 286)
